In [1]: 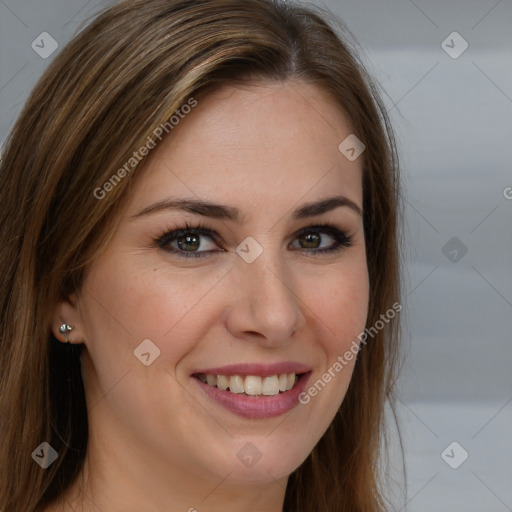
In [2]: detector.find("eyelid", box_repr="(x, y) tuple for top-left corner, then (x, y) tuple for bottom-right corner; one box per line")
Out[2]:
(156, 222), (220, 244)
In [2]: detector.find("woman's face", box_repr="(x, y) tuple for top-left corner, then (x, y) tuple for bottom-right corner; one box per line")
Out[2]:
(57, 81), (369, 495)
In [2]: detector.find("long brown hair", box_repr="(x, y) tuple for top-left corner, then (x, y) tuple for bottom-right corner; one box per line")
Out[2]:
(0, 1), (402, 510)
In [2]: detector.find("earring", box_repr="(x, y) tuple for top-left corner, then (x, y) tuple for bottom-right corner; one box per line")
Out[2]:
(58, 323), (74, 343)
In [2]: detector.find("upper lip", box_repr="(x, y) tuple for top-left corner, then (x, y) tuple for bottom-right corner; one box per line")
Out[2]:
(192, 362), (312, 377)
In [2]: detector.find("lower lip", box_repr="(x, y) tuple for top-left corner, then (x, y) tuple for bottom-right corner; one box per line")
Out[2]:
(192, 373), (311, 419)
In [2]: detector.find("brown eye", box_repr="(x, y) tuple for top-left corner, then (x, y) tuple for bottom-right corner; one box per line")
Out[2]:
(177, 234), (201, 252)
(156, 225), (220, 258)
(290, 225), (352, 254)
(299, 232), (321, 249)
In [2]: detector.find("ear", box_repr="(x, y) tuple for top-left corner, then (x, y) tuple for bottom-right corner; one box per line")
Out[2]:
(52, 293), (85, 344)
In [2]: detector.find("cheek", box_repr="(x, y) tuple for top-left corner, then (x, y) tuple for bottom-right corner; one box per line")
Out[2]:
(301, 260), (369, 354)
(80, 256), (228, 367)
(78, 258), (227, 433)
(287, 261), (369, 452)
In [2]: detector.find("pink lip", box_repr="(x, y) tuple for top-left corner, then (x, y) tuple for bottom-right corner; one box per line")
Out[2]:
(192, 371), (312, 419)
(191, 362), (311, 377)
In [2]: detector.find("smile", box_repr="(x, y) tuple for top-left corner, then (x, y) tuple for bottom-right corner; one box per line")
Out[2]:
(191, 363), (312, 419)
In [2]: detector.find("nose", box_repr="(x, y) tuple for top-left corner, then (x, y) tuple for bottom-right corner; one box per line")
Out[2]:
(224, 250), (306, 347)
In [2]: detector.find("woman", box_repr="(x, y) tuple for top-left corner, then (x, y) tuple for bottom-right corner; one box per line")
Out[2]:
(0, 0), (402, 510)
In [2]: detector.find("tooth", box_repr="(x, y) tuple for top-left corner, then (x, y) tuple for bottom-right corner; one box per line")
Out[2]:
(262, 375), (280, 395)
(217, 375), (229, 391)
(229, 375), (245, 393)
(278, 373), (288, 392)
(207, 373), (298, 394)
(244, 375), (262, 395)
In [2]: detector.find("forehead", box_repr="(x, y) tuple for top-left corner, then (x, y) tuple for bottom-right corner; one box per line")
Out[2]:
(126, 81), (363, 217)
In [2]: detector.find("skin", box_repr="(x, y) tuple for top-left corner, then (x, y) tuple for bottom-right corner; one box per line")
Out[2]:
(50, 80), (369, 512)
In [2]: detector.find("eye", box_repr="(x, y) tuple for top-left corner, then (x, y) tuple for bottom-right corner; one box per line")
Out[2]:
(155, 223), (221, 258)
(290, 225), (352, 254)
(154, 222), (352, 259)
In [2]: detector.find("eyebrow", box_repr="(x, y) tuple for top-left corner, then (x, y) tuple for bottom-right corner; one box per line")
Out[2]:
(130, 195), (362, 221)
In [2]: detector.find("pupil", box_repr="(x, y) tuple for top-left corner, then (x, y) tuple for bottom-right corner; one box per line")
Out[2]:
(301, 232), (320, 248)
(178, 234), (200, 251)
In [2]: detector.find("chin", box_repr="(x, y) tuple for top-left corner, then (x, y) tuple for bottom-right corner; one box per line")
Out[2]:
(201, 436), (311, 484)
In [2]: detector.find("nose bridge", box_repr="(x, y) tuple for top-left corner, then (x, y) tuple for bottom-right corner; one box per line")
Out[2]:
(228, 241), (305, 343)
(250, 254), (293, 308)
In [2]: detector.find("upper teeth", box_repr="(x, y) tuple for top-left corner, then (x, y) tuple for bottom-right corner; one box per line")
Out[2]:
(197, 373), (297, 395)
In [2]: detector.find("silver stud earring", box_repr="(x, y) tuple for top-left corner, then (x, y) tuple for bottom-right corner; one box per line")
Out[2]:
(58, 323), (74, 343)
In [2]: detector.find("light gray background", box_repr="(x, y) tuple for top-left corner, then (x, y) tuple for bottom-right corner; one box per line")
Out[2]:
(1, 0), (511, 510)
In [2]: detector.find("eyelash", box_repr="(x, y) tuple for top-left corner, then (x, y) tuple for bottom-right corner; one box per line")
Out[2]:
(154, 221), (353, 259)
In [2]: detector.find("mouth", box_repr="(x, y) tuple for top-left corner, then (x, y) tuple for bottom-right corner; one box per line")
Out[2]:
(191, 365), (312, 419)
